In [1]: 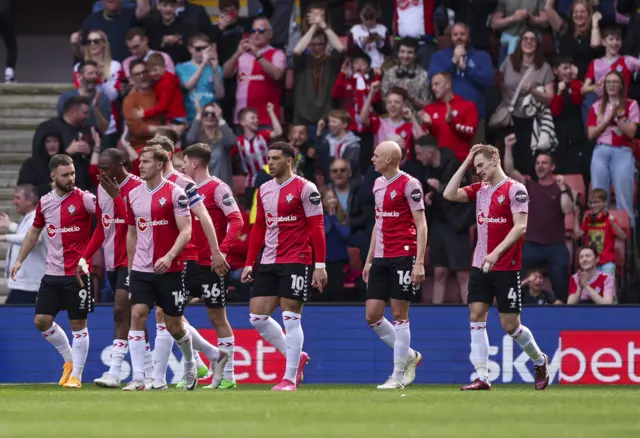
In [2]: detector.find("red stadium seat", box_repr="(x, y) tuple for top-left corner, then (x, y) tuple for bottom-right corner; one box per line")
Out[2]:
(560, 174), (585, 205)
(609, 209), (631, 238)
(348, 247), (362, 271)
(233, 175), (246, 197)
(437, 35), (450, 50)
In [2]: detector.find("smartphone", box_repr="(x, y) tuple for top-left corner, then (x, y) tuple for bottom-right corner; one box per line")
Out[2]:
(227, 8), (238, 20)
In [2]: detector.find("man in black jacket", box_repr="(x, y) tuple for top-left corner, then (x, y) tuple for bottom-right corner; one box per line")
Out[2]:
(618, 0), (640, 101)
(31, 96), (95, 191)
(412, 135), (474, 304)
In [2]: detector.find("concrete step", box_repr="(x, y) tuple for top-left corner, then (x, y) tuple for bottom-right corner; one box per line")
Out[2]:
(0, 130), (33, 153)
(0, 108), (58, 119)
(0, 119), (46, 131)
(0, 94), (59, 108)
(0, 83), (74, 96)
(0, 169), (20, 188)
(0, 152), (31, 164)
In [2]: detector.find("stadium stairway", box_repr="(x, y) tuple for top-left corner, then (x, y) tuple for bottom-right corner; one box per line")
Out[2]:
(0, 83), (72, 302)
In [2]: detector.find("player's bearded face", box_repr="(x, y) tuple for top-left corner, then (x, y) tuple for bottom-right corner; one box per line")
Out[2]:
(52, 166), (75, 193)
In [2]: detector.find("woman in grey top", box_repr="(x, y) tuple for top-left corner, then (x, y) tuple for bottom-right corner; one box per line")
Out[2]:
(186, 101), (237, 188)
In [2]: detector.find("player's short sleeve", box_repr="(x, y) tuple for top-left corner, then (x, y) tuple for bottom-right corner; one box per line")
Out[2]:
(603, 274), (616, 299)
(172, 186), (191, 218)
(214, 183), (240, 216)
(301, 181), (322, 218)
(404, 177), (425, 211)
(271, 49), (287, 69)
(126, 195), (135, 226)
(462, 182), (482, 201)
(82, 191), (97, 214)
(568, 274), (578, 295)
(33, 200), (45, 229)
(182, 180), (204, 207)
(586, 104), (598, 127)
(508, 182), (529, 215)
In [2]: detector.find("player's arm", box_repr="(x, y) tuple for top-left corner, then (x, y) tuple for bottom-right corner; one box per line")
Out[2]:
(242, 190), (266, 282)
(191, 201), (228, 272)
(362, 228), (377, 284)
(154, 214), (191, 275)
(412, 210), (428, 267)
(127, 225), (137, 274)
(503, 134), (526, 184)
(301, 184), (327, 290)
(220, 212), (244, 255)
(10, 226), (44, 279)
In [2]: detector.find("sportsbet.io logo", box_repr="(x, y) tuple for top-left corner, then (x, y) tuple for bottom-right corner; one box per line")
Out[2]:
(102, 214), (125, 229)
(46, 224), (80, 238)
(477, 212), (507, 226)
(136, 217), (169, 232)
(265, 212), (297, 226)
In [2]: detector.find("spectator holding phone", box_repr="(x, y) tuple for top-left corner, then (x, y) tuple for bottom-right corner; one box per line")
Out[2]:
(347, 2), (391, 69)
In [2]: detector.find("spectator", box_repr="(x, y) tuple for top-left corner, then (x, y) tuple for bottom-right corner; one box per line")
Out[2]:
(235, 105), (283, 209)
(288, 124), (317, 183)
(440, 0), (498, 52)
(0, 0), (17, 82)
(214, 0), (253, 123)
(144, 0), (192, 64)
(223, 17), (286, 127)
(381, 38), (431, 111)
(288, 2), (334, 64)
(74, 30), (124, 105)
(131, 53), (187, 124)
(573, 188), (627, 274)
(347, 2), (391, 69)
(360, 84), (425, 160)
(545, 0), (603, 79)
(567, 246), (616, 304)
(581, 26), (640, 120)
(176, 33), (225, 124)
(0, 185), (47, 305)
(554, 0), (616, 25)
(491, 0), (548, 65)
(226, 210), (252, 302)
(495, 30), (554, 175)
(302, 0), (347, 37)
(122, 59), (164, 170)
(618, 0), (640, 100)
(504, 134), (575, 303)
(320, 186), (351, 301)
(73, 0), (151, 63)
(122, 27), (175, 77)
(428, 22), (494, 143)
(31, 97), (95, 191)
(292, 10), (345, 128)
(549, 56), (590, 182)
(185, 102), (236, 188)
(18, 133), (62, 198)
(420, 72), (479, 163)
(172, 150), (186, 173)
(586, 70), (639, 227)
(412, 135), (474, 304)
(328, 158), (361, 217)
(317, 109), (361, 180)
(267, 0), (295, 50)
(392, 0), (437, 70)
(59, 61), (112, 135)
(521, 268), (562, 305)
(174, 0), (216, 41)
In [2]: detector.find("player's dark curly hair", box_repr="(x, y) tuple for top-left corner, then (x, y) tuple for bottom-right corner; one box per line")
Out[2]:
(269, 141), (296, 159)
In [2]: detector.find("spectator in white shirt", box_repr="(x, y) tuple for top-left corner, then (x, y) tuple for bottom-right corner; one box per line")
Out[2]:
(0, 185), (47, 304)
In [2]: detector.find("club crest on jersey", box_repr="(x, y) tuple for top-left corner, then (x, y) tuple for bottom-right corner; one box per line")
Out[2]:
(159, 197), (167, 207)
(498, 195), (505, 204)
(286, 193), (294, 203)
(68, 205), (76, 215)
(616, 65), (623, 72)
(390, 190), (397, 199)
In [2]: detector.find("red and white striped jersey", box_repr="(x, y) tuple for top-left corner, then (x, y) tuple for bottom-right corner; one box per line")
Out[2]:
(165, 170), (203, 261)
(373, 172), (424, 258)
(233, 131), (272, 187)
(126, 180), (191, 273)
(33, 188), (96, 276)
(194, 176), (243, 266)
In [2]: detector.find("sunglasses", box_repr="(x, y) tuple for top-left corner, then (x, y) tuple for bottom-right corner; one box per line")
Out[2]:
(203, 111), (216, 118)
(87, 38), (103, 45)
(251, 28), (267, 34)
(193, 45), (209, 52)
(331, 168), (347, 173)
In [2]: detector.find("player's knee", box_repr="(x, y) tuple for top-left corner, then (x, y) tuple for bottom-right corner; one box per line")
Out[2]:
(113, 303), (130, 327)
(500, 318), (520, 334)
(433, 267), (448, 282)
(164, 317), (183, 337)
(155, 307), (165, 323)
(469, 310), (487, 323)
(365, 311), (383, 326)
(130, 306), (148, 327)
(249, 314), (268, 329)
(34, 315), (53, 332)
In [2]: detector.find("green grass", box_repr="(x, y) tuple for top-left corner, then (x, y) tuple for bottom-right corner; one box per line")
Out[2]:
(0, 384), (638, 438)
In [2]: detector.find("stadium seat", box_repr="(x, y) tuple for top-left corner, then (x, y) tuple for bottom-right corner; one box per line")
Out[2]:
(609, 209), (631, 238)
(285, 69), (294, 90)
(233, 175), (246, 197)
(437, 35), (450, 50)
(561, 174), (585, 205)
(348, 247), (362, 271)
(609, 209), (631, 285)
(541, 34), (555, 58)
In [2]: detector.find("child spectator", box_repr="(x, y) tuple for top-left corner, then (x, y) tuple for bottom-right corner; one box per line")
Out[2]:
(234, 105), (283, 209)
(521, 268), (562, 305)
(573, 188), (627, 274)
(320, 186), (350, 302)
(359, 83), (424, 160)
(316, 109), (361, 181)
(347, 2), (391, 69)
(567, 246), (616, 304)
(132, 53), (187, 124)
(549, 57), (589, 178)
(288, 124), (317, 183)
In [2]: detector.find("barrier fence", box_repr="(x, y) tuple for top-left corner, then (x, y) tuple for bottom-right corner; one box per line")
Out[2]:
(1, 305), (639, 385)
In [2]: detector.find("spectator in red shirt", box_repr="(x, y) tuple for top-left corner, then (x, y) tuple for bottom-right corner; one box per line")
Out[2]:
(420, 72), (478, 163)
(573, 188), (627, 274)
(567, 246), (616, 304)
(131, 53), (187, 124)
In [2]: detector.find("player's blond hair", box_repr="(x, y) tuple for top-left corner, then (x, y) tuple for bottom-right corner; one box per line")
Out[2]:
(141, 145), (169, 166)
(147, 135), (175, 154)
(474, 144), (500, 162)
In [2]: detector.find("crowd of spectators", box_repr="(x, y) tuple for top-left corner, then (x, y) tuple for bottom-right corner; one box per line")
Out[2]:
(6, 0), (640, 305)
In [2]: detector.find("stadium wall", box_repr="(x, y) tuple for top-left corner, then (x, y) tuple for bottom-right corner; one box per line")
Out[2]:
(1, 305), (639, 385)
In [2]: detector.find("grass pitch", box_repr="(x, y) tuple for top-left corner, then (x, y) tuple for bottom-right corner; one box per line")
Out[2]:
(0, 384), (637, 438)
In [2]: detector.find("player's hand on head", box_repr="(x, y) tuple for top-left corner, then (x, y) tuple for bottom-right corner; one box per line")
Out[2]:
(411, 263), (425, 286)
(241, 266), (253, 283)
(312, 267), (328, 292)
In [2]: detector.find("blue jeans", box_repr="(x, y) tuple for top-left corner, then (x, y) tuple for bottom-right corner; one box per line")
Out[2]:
(590, 144), (636, 226)
(598, 262), (616, 275)
(522, 242), (570, 302)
